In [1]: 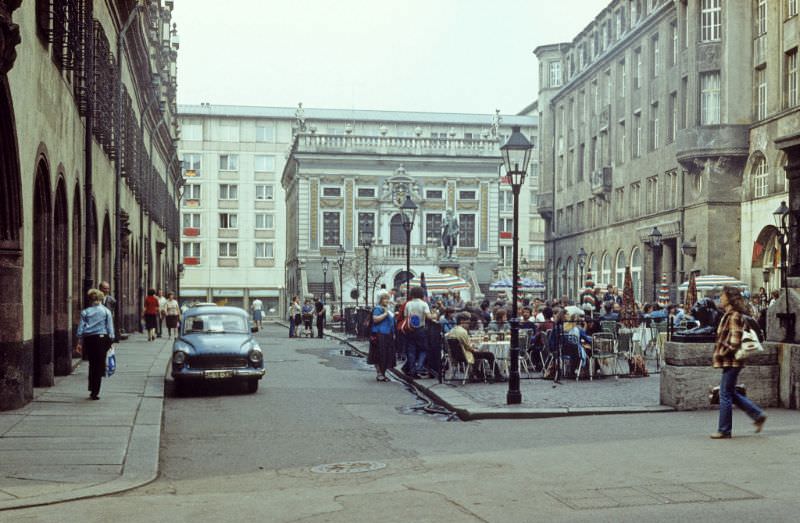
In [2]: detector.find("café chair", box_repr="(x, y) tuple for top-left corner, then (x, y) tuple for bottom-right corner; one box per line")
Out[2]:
(590, 331), (617, 379)
(559, 334), (585, 382)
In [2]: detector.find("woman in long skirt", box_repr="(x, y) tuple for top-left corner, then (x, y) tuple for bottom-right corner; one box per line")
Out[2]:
(369, 293), (396, 382)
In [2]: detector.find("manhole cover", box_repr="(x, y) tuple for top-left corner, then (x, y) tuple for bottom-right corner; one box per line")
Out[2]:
(311, 461), (386, 474)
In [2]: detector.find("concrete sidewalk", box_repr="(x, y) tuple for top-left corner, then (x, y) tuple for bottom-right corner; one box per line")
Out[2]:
(326, 328), (674, 420)
(0, 333), (172, 511)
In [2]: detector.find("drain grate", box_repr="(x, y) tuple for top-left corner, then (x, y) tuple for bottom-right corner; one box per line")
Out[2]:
(311, 461), (386, 474)
(547, 481), (761, 510)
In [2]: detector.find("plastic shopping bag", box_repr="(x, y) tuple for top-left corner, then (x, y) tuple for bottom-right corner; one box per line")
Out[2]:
(106, 347), (117, 377)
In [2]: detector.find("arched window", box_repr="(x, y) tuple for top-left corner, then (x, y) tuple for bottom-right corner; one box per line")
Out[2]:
(547, 259), (554, 297)
(588, 253), (597, 282)
(566, 257), (575, 299)
(601, 251), (611, 287)
(630, 247), (642, 303)
(615, 250), (626, 290)
(752, 154), (769, 198)
(555, 259), (562, 297)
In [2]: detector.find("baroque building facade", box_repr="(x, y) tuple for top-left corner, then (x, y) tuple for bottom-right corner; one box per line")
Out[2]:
(178, 105), (540, 314)
(535, 0), (795, 303)
(0, 0), (180, 410)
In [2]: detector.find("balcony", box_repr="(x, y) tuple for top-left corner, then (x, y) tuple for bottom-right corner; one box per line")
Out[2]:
(183, 227), (200, 237)
(369, 244), (440, 261)
(183, 256), (200, 266)
(675, 125), (749, 173)
(296, 133), (500, 157)
(537, 191), (554, 219)
(591, 166), (612, 197)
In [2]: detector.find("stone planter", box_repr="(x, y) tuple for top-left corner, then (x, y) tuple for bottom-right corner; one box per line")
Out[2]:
(660, 341), (779, 410)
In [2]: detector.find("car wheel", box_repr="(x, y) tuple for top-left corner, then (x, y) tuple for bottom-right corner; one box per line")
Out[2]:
(246, 379), (259, 393)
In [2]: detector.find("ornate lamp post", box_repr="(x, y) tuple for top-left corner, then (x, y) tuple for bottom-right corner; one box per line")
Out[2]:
(773, 201), (796, 341)
(321, 256), (329, 304)
(500, 125), (534, 405)
(337, 244), (345, 332)
(577, 247), (587, 301)
(648, 226), (662, 303)
(400, 195), (418, 297)
(359, 216), (373, 310)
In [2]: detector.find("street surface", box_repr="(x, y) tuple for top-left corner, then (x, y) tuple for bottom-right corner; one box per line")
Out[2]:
(7, 324), (800, 522)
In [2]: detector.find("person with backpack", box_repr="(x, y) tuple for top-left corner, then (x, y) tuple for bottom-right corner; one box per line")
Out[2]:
(368, 293), (396, 382)
(403, 286), (435, 379)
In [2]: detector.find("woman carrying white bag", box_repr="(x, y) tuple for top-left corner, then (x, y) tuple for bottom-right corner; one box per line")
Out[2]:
(76, 289), (115, 400)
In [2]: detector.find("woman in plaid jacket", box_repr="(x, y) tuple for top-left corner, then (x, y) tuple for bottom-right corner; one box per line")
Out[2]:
(711, 286), (767, 439)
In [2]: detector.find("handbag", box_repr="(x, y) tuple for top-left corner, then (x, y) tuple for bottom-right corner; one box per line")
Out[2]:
(105, 347), (117, 377)
(734, 327), (764, 361)
(709, 384), (747, 405)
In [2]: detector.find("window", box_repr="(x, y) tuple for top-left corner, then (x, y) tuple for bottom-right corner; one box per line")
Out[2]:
(255, 184), (274, 201)
(219, 213), (238, 229)
(458, 190), (476, 200)
(183, 184), (201, 201)
(255, 213), (274, 230)
(618, 121), (626, 164)
(650, 103), (659, 150)
(216, 122), (240, 142)
(616, 8), (626, 37)
(634, 48), (642, 89)
(182, 122), (203, 141)
(426, 189), (443, 199)
(182, 213), (200, 228)
(666, 170), (680, 208)
(646, 176), (659, 213)
(630, 183), (641, 217)
(219, 184), (238, 200)
(668, 92), (678, 144)
(357, 212), (374, 245)
(183, 153), (202, 177)
(786, 49), (798, 108)
(323, 212), (340, 246)
(458, 214), (476, 247)
(499, 189), (514, 213)
(255, 124), (274, 142)
(755, 67), (767, 120)
(633, 113), (642, 158)
(789, 0), (799, 17)
(219, 154), (239, 171)
(700, 0), (722, 41)
(614, 187), (625, 220)
(630, 247), (642, 302)
(425, 213), (442, 243)
(615, 250), (626, 290)
(700, 72), (721, 124)
(254, 155), (275, 172)
(255, 242), (274, 259)
(499, 217), (514, 234)
(529, 244), (545, 262)
(219, 242), (238, 258)
(500, 245), (513, 267)
(549, 61), (562, 87)
(756, 0), (767, 35)
(752, 156), (769, 198)
(651, 34), (660, 77)
(322, 187), (341, 197)
(671, 21), (679, 66)
(357, 187), (376, 198)
(680, 76), (689, 128)
(182, 242), (200, 258)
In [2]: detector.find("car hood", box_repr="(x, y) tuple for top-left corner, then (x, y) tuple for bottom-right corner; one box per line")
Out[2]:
(175, 333), (255, 354)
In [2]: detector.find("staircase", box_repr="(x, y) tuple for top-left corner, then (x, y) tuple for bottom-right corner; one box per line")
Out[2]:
(307, 283), (336, 301)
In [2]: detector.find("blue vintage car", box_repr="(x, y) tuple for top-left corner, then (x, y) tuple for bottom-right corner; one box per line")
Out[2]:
(171, 306), (265, 393)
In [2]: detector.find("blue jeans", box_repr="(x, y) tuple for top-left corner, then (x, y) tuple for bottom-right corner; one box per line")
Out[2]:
(405, 328), (428, 376)
(718, 367), (764, 435)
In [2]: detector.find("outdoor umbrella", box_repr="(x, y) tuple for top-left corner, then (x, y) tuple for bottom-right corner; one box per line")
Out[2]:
(579, 270), (596, 311)
(409, 272), (469, 293)
(564, 305), (586, 317)
(489, 277), (545, 291)
(658, 273), (671, 307)
(677, 274), (747, 292)
(620, 266), (638, 327)
(684, 272), (698, 311)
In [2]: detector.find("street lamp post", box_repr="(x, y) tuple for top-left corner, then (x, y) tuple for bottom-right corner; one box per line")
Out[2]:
(321, 257), (329, 305)
(649, 226), (663, 304)
(337, 244), (345, 332)
(500, 125), (534, 406)
(577, 247), (587, 302)
(359, 217), (373, 311)
(400, 195), (418, 298)
(773, 202), (796, 342)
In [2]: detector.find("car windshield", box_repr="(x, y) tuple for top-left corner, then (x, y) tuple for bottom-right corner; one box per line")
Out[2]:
(184, 314), (248, 334)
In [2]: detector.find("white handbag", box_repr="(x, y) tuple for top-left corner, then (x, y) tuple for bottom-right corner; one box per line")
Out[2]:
(734, 327), (764, 361)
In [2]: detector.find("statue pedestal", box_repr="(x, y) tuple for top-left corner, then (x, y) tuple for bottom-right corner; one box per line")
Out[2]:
(767, 277), (800, 344)
(438, 261), (459, 276)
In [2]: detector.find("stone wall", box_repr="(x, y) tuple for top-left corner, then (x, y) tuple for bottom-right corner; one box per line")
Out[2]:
(660, 341), (780, 410)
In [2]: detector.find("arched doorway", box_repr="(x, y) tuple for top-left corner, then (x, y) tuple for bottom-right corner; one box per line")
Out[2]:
(752, 225), (782, 294)
(101, 213), (112, 284)
(615, 250), (626, 290)
(0, 76), (26, 409)
(389, 214), (405, 245)
(53, 178), (71, 375)
(630, 247), (642, 303)
(33, 157), (54, 387)
(565, 257), (575, 300)
(601, 251), (611, 288)
(71, 185), (82, 352)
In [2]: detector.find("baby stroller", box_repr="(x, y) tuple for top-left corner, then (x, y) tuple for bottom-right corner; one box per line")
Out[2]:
(301, 304), (314, 337)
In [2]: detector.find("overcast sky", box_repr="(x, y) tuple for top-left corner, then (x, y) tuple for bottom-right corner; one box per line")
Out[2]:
(172, 0), (609, 114)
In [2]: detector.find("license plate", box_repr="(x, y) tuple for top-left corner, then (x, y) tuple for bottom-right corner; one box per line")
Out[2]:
(204, 370), (234, 379)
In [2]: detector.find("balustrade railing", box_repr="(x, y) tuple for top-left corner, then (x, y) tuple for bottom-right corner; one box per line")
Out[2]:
(370, 244), (438, 260)
(298, 133), (499, 155)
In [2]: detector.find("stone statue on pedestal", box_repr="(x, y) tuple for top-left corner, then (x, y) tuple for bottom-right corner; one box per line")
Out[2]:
(441, 210), (458, 259)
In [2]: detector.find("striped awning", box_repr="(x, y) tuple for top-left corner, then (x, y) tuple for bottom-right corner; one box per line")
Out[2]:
(678, 275), (748, 291)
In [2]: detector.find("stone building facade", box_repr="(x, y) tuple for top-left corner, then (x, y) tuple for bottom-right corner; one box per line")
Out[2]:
(0, 1), (180, 410)
(280, 108), (538, 304)
(534, 0), (779, 303)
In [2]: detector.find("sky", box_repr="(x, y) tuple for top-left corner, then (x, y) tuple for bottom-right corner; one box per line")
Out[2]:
(172, 0), (610, 115)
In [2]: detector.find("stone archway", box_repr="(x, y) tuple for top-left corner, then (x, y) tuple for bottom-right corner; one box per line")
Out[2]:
(0, 74), (26, 409)
(33, 156), (54, 387)
(71, 184), (82, 351)
(53, 177), (70, 375)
